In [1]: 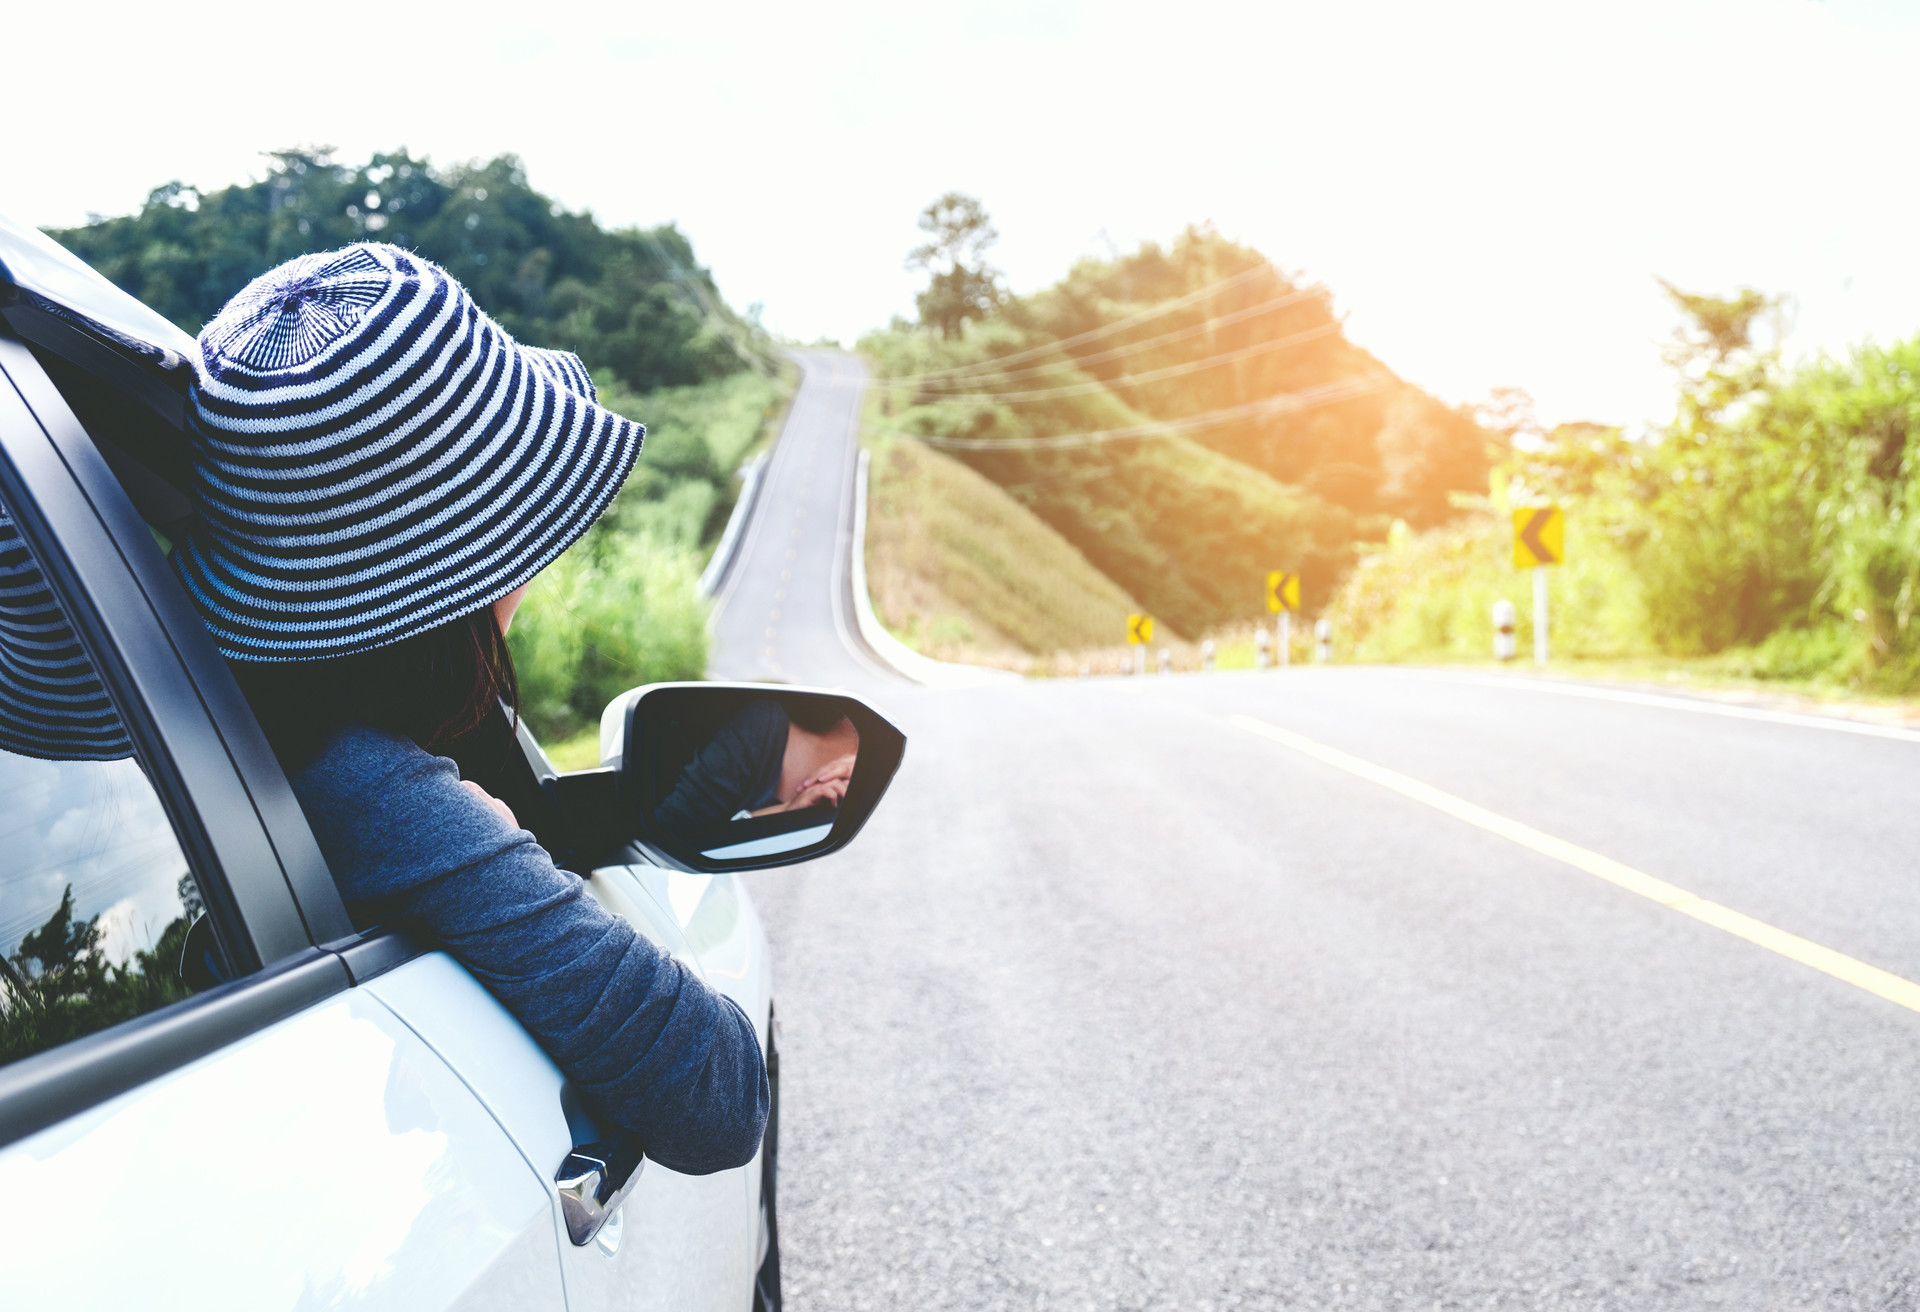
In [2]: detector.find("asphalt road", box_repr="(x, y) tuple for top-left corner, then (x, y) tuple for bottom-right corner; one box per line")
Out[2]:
(708, 350), (899, 691)
(724, 355), (1920, 1310)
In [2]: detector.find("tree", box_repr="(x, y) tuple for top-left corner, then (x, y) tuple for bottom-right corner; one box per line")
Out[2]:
(906, 193), (1003, 338)
(46, 149), (765, 394)
(1655, 279), (1782, 368)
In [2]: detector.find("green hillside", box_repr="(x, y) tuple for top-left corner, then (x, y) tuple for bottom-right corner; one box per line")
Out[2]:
(863, 226), (1496, 638)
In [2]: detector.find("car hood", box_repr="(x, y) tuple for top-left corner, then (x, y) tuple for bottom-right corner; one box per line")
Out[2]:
(0, 210), (198, 373)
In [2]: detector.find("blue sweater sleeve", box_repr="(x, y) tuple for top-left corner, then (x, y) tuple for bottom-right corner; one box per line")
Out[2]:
(290, 723), (768, 1176)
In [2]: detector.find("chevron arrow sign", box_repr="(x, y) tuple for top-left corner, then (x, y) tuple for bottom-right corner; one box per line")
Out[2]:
(1512, 507), (1564, 569)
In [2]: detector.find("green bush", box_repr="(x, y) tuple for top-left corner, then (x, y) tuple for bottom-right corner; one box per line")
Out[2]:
(598, 370), (782, 549)
(509, 531), (708, 742)
(506, 368), (787, 744)
(1330, 509), (1652, 662)
(1334, 289), (1920, 690)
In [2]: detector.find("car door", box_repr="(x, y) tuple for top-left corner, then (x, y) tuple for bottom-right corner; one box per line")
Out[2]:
(401, 709), (768, 1312)
(0, 322), (570, 1311)
(366, 910), (764, 1312)
(362, 724), (767, 1312)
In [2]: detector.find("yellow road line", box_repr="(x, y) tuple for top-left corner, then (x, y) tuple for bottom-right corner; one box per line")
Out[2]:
(1229, 714), (1920, 1016)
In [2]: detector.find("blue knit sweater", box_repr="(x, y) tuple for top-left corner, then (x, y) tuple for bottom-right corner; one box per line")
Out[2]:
(288, 723), (769, 1176)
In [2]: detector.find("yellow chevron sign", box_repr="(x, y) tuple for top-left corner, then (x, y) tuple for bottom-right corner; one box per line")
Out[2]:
(1127, 614), (1154, 645)
(1266, 571), (1301, 614)
(1512, 507), (1564, 568)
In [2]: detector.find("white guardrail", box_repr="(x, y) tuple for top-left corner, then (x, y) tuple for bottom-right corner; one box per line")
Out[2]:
(852, 450), (1018, 688)
(698, 453), (768, 597)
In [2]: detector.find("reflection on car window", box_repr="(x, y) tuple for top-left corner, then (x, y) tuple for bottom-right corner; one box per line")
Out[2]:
(0, 505), (195, 1069)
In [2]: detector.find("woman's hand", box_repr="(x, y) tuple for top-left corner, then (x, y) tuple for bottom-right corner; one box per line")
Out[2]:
(461, 779), (518, 828)
(779, 754), (857, 812)
(753, 754), (858, 816)
(794, 753), (856, 796)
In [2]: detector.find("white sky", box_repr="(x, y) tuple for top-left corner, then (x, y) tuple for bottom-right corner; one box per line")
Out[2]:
(6, 0), (1917, 430)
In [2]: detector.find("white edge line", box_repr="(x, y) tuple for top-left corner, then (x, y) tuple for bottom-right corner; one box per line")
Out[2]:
(1399, 670), (1920, 745)
(849, 447), (1019, 688)
(824, 357), (911, 684)
(834, 357), (1017, 689)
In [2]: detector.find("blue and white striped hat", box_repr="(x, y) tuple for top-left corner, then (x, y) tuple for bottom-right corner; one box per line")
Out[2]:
(0, 509), (132, 761)
(176, 243), (644, 661)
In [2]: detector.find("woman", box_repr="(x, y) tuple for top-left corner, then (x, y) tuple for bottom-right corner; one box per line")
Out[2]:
(177, 243), (766, 1175)
(655, 698), (859, 841)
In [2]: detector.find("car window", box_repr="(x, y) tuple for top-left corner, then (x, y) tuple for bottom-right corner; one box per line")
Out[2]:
(0, 501), (199, 1071)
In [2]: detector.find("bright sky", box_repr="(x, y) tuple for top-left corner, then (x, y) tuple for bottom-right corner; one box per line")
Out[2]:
(7, 0), (1917, 430)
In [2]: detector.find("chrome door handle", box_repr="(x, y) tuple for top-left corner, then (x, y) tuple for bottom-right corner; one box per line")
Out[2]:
(556, 1133), (646, 1246)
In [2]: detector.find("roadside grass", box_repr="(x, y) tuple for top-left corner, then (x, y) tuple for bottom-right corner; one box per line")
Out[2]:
(862, 428), (1142, 667)
(1303, 500), (1920, 719)
(545, 726), (603, 772)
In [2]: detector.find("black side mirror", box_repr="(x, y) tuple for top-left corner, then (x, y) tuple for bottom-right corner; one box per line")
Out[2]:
(551, 682), (905, 874)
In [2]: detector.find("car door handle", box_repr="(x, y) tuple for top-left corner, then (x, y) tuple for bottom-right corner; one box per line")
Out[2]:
(556, 1132), (646, 1246)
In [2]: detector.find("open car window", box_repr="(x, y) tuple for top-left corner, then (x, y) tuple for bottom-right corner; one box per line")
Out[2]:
(0, 496), (209, 1071)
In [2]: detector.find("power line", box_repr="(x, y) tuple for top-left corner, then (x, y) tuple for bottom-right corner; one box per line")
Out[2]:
(892, 284), (1333, 389)
(891, 373), (1398, 453)
(899, 322), (1344, 405)
(895, 261), (1293, 382)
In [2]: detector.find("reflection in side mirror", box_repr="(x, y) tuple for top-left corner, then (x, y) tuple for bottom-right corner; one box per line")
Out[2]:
(597, 683), (906, 874)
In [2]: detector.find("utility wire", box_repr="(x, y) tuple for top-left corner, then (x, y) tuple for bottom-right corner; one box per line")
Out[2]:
(895, 262), (1292, 382)
(900, 322), (1344, 405)
(888, 373), (1398, 453)
(891, 284), (1333, 389)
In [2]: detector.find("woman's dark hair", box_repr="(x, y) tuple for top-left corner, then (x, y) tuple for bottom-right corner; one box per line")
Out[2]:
(232, 607), (518, 767)
(787, 701), (855, 737)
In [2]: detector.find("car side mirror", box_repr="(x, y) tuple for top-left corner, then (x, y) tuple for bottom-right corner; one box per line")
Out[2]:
(553, 682), (905, 873)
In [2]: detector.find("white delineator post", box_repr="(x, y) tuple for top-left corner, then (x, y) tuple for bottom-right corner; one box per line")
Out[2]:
(1254, 628), (1270, 669)
(1314, 618), (1331, 663)
(1278, 611), (1291, 667)
(1134, 645), (1147, 676)
(1201, 639), (1216, 671)
(1493, 599), (1517, 661)
(1533, 566), (1549, 665)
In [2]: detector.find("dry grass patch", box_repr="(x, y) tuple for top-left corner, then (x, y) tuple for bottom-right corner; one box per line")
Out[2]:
(865, 436), (1140, 667)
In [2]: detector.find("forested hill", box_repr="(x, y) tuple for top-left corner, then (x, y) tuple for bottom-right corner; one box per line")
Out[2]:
(864, 227), (1496, 637)
(47, 150), (791, 749)
(46, 149), (768, 396)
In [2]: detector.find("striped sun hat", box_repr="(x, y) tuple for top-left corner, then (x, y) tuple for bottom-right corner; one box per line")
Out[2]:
(0, 508), (132, 761)
(176, 243), (643, 661)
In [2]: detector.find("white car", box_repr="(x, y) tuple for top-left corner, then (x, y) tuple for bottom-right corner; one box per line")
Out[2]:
(0, 213), (904, 1311)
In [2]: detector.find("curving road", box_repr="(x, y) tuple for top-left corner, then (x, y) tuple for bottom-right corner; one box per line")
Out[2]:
(726, 352), (1920, 1309)
(707, 351), (900, 692)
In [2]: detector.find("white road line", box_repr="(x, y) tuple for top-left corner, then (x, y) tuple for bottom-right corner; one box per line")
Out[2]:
(1398, 670), (1920, 744)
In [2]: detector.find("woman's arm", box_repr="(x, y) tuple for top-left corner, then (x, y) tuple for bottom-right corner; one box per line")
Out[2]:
(292, 725), (769, 1175)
